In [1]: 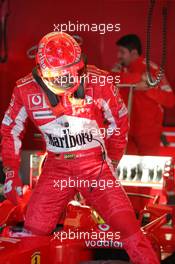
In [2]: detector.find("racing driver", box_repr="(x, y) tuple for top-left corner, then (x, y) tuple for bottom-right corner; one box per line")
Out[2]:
(1, 32), (159, 264)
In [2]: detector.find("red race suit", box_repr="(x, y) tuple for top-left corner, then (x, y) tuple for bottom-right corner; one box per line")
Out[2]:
(118, 56), (175, 155)
(1, 65), (159, 264)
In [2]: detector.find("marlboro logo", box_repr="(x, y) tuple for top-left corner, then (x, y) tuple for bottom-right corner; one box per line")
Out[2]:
(46, 129), (93, 149)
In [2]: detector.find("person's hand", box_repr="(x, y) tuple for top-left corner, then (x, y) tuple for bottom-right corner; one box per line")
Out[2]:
(135, 74), (149, 91)
(111, 160), (119, 170)
(134, 80), (150, 91)
(111, 63), (122, 72)
(135, 73), (157, 91)
(3, 168), (23, 205)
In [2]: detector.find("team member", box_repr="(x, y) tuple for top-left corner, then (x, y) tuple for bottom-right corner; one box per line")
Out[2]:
(113, 34), (175, 155)
(1, 32), (159, 264)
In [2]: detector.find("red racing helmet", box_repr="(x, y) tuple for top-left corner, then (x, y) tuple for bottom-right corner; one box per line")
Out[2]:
(36, 32), (84, 94)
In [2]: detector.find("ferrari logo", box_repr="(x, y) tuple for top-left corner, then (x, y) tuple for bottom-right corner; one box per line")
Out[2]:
(31, 252), (40, 264)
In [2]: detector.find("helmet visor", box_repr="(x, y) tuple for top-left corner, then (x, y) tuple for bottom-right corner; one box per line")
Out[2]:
(43, 74), (79, 94)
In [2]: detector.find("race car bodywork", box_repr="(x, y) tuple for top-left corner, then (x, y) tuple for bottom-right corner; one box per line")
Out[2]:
(0, 187), (163, 264)
(1, 154), (175, 263)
